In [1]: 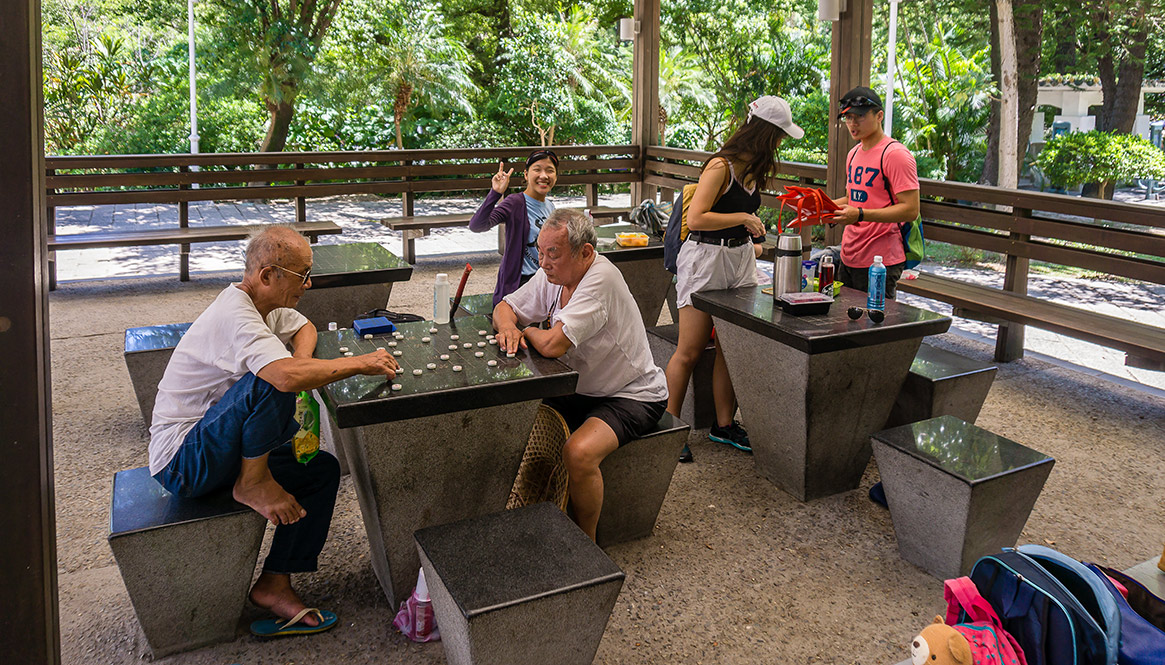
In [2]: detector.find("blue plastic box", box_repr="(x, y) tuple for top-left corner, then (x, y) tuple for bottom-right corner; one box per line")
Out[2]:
(353, 317), (396, 337)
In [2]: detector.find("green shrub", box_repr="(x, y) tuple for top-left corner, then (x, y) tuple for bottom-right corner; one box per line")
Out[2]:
(1035, 130), (1165, 197)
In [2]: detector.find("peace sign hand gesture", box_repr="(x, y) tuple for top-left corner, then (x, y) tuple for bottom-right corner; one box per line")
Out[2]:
(492, 161), (514, 194)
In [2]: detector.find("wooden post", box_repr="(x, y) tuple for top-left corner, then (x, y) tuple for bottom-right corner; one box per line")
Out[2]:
(295, 162), (306, 224)
(824, 0), (874, 248)
(630, 0), (660, 204)
(47, 170), (56, 290)
(1, 0), (61, 661)
(995, 208), (1031, 362)
(179, 165), (190, 282)
(585, 182), (598, 208)
(402, 159), (414, 217)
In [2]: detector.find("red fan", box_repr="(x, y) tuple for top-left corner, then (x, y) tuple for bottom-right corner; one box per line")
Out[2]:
(775, 186), (840, 232)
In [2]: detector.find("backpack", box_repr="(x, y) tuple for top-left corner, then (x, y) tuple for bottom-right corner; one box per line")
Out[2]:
(968, 545), (1120, 665)
(1084, 563), (1165, 665)
(847, 140), (924, 268)
(663, 183), (699, 274)
(944, 576), (1029, 665)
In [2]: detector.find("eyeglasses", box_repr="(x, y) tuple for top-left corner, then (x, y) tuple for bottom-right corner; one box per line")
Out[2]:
(268, 264), (312, 286)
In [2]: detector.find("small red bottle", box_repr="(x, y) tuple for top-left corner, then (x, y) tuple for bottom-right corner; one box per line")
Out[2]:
(818, 255), (835, 294)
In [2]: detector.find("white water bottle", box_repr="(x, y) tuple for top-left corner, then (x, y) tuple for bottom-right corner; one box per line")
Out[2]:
(413, 568), (435, 640)
(433, 273), (450, 324)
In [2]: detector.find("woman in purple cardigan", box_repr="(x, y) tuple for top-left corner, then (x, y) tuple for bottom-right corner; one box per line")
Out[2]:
(469, 149), (559, 306)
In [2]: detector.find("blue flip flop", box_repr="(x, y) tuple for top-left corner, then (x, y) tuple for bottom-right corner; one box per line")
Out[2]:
(250, 608), (338, 638)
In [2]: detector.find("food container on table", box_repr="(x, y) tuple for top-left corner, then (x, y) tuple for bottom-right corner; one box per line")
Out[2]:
(615, 232), (649, 247)
(776, 291), (834, 316)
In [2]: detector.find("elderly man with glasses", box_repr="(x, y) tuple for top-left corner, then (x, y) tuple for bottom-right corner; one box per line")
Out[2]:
(494, 209), (669, 541)
(830, 86), (921, 299)
(148, 226), (400, 636)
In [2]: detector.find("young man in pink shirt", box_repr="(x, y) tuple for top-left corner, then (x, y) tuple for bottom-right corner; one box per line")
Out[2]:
(830, 87), (920, 298)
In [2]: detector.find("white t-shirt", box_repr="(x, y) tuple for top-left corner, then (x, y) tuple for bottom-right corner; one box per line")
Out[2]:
(503, 255), (668, 402)
(148, 284), (309, 474)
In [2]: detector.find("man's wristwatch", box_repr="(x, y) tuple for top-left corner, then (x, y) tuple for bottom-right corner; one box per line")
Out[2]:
(857, 208), (864, 222)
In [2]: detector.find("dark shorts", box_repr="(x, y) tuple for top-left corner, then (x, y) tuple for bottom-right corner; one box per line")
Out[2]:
(543, 394), (667, 447)
(838, 261), (906, 298)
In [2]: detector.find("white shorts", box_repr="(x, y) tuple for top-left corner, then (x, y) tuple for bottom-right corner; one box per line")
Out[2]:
(675, 239), (758, 309)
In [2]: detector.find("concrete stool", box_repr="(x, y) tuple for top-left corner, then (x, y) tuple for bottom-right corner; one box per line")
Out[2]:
(871, 416), (1054, 579)
(415, 503), (624, 665)
(596, 411), (690, 547)
(885, 343), (997, 428)
(647, 325), (715, 429)
(452, 292), (495, 318)
(124, 323), (192, 428)
(108, 466), (265, 657)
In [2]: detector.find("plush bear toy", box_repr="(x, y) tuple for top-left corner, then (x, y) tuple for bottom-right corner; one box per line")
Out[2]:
(911, 616), (972, 665)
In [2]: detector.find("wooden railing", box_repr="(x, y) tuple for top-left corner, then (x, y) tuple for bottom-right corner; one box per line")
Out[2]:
(645, 145), (1165, 363)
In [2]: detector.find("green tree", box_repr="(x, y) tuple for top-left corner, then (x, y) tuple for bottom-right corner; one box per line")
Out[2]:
(327, 5), (478, 148)
(657, 45), (715, 144)
(1035, 130), (1165, 198)
(205, 0), (343, 153)
(895, 23), (996, 180)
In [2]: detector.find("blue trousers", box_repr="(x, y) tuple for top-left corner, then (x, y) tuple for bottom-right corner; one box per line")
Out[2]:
(154, 373), (341, 574)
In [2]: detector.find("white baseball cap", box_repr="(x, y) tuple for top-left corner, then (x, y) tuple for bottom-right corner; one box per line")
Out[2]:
(747, 96), (804, 140)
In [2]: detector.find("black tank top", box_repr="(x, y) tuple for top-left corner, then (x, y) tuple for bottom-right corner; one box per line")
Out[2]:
(701, 159), (762, 241)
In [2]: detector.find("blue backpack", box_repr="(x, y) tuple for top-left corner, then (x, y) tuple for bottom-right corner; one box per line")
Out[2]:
(967, 545), (1120, 665)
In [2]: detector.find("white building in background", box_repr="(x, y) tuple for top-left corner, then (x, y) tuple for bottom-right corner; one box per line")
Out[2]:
(1031, 79), (1165, 147)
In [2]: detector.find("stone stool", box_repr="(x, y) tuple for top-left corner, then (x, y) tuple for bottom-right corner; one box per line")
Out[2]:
(123, 322), (191, 427)
(415, 503), (624, 665)
(885, 343), (997, 428)
(108, 466), (265, 657)
(596, 412), (690, 547)
(647, 324), (715, 429)
(871, 416), (1054, 579)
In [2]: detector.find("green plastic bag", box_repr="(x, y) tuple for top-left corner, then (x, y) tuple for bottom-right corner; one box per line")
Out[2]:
(292, 391), (320, 464)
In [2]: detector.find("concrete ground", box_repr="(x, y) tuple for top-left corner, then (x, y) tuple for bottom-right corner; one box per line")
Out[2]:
(50, 249), (1163, 664)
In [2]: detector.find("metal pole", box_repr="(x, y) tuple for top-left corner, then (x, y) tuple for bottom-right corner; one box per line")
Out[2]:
(188, 0), (200, 185)
(883, 0), (899, 137)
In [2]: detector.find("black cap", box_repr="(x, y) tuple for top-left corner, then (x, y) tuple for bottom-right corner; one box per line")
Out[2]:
(837, 87), (883, 118)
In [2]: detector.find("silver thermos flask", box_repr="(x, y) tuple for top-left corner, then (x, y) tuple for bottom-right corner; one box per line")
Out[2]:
(773, 233), (802, 297)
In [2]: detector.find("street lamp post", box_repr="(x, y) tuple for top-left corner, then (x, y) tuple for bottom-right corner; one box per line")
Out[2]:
(884, 0), (901, 137)
(188, 0), (200, 184)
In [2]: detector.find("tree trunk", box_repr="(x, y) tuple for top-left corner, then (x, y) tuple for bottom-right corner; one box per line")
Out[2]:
(981, 0), (1001, 185)
(1014, 0), (1043, 176)
(998, 0), (1019, 190)
(1047, 0), (1078, 73)
(1095, 1), (1150, 133)
(260, 99), (296, 153)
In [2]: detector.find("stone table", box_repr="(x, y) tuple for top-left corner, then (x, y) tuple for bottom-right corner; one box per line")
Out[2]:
(316, 315), (578, 606)
(691, 286), (951, 501)
(594, 223), (671, 329)
(296, 242), (413, 330)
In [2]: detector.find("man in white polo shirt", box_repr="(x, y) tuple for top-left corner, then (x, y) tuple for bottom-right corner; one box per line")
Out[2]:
(149, 226), (399, 635)
(494, 208), (668, 541)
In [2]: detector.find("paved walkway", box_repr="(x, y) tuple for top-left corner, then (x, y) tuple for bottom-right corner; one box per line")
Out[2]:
(53, 193), (1164, 394)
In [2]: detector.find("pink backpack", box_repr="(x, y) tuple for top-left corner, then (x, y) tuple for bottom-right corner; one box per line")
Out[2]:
(944, 577), (1028, 665)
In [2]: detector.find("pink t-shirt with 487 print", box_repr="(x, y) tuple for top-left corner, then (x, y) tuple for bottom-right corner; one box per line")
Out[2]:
(840, 136), (919, 269)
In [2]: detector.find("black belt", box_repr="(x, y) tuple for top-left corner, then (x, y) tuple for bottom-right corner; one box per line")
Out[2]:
(687, 232), (751, 248)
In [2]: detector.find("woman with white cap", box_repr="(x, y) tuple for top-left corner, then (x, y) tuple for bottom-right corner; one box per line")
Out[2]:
(664, 96), (803, 462)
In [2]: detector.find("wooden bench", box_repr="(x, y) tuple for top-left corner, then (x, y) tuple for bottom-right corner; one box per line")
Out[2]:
(108, 466), (266, 657)
(897, 271), (1165, 369)
(379, 213), (474, 263)
(587, 206), (632, 225)
(48, 220), (342, 288)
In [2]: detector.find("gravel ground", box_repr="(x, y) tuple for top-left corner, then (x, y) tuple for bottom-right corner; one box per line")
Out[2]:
(50, 253), (1164, 664)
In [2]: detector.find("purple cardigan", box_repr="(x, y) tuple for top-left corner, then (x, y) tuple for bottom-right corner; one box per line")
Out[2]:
(469, 189), (531, 307)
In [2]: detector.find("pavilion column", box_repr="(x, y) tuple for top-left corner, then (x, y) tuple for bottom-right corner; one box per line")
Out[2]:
(630, 0), (661, 204)
(825, 0), (874, 247)
(0, 0), (60, 663)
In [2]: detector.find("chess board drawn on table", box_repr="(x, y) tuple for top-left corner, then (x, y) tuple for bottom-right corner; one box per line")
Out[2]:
(317, 315), (534, 404)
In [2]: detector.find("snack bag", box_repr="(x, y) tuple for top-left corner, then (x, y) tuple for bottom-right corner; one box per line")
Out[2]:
(292, 391), (320, 464)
